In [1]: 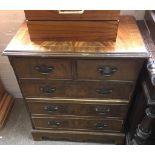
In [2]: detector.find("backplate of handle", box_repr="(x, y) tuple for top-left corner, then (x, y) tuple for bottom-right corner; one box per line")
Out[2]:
(40, 86), (56, 95)
(96, 88), (112, 95)
(58, 10), (84, 14)
(35, 64), (54, 75)
(98, 66), (117, 77)
(47, 121), (61, 127)
(44, 105), (59, 113)
(95, 122), (108, 129)
(95, 107), (110, 115)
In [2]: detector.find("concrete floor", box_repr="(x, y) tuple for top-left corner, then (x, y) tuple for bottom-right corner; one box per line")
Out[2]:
(0, 100), (99, 145)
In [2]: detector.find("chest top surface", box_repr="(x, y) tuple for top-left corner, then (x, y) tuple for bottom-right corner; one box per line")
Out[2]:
(3, 16), (148, 58)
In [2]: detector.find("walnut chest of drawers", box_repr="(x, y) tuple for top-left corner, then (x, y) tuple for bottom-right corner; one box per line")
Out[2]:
(3, 16), (149, 144)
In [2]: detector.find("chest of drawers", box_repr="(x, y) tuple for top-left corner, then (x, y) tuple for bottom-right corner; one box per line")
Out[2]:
(3, 16), (148, 144)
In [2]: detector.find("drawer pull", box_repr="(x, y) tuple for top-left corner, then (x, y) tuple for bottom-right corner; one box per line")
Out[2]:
(40, 86), (56, 95)
(35, 64), (54, 75)
(44, 105), (59, 113)
(98, 66), (117, 77)
(95, 122), (108, 129)
(47, 121), (61, 127)
(58, 10), (84, 14)
(96, 88), (112, 95)
(95, 107), (110, 115)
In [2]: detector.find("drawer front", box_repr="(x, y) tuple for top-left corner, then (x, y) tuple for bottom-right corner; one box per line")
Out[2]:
(32, 116), (123, 132)
(25, 10), (120, 21)
(27, 21), (118, 41)
(27, 101), (128, 118)
(32, 130), (125, 144)
(11, 57), (72, 79)
(21, 80), (133, 100)
(77, 59), (143, 81)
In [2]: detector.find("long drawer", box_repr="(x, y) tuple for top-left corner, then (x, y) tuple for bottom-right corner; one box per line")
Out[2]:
(25, 10), (120, 21)
(27, 100), (128, 118)
(27, 21), (118, 41)
(21, 80), (133, 100)
(32, 129), (125, 144)
(32, 116), (123, 132)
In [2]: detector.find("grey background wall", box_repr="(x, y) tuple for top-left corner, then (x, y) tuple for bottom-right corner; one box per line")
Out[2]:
(121, 10), (145, 20)
(0, 10), (145, 98)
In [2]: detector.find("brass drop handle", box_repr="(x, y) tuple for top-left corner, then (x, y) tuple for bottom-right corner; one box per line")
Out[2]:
(96, 88), (112, 95)
(44, 105), (59, 113)
(47, 121), (61, 127)
(98, 66), (117, 77)
(35, 64), (54, 75)
(95, 107), (110, 115)
(58, 10), (84, 14)
(95, 122), (108, 129)
(40, 86), (56, 95)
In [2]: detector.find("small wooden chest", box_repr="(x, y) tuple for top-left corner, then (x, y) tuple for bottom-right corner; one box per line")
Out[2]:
(24, 10), (120, 41)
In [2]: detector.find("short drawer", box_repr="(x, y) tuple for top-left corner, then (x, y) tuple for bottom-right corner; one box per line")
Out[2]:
(25, 10), (120, 21)
(10, 57), (72, 79)
(27, 21), (118, 41)
(77, 59), (143, 81)
(21, 80), (133, 100)
(32, 116), (123, 132)
(27, 100), (128, 118)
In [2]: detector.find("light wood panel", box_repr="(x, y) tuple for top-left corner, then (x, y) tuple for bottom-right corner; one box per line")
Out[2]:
(25, 10), (120, 21)
(27, 21), (118, 41)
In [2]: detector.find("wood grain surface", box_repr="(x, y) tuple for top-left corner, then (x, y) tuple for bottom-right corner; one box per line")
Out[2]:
(10, 57), (144, 81)
(3, 16), (148, 58)
(27, 21), (118, 41)
(27, 100), (128, 119)
(32, 129), (125, 144)
(3, 15), (149, 143)
(20, 80), (134, 100)
(10, 57), (72, 79)
(32, 116), (123, 132)
(24, 10), (120, 21)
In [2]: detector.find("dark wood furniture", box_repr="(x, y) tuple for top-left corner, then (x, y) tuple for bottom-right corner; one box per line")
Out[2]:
(3, 15), (149, 144)
(24, 10), (120, 41)
(126, 15), (155, 144)
(144, 10), (155, 43)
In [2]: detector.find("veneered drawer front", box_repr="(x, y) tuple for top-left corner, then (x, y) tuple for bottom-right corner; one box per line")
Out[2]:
(32, 130), (125, 144)
(21, 80), (133, 100)
(27, 101), (128, 118)
(32, 116), (123, 132)
(11, 57), (72, 79)
(25, 10), (120, 21)
(77, 59), (143, 81)
(27, 21), (118, 41)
